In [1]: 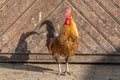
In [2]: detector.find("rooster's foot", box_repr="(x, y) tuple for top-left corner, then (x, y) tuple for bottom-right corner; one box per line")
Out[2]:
(63, 71), (73, 75)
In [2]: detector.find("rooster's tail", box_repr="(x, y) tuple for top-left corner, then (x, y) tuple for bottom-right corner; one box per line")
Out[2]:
(40, 20), (57, 52)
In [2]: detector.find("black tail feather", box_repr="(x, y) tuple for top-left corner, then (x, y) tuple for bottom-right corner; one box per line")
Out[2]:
(39, 20), (57, 47)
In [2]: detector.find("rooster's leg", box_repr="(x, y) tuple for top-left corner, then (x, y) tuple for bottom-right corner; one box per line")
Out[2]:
(66, 62), (71, 74)
(64, 57), (71, 75)
(58, 62), (62, 76)
(55, 57), (62, 76)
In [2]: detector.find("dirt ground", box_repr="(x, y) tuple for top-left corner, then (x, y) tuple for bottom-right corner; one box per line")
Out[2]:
(0, 63), (120, 80)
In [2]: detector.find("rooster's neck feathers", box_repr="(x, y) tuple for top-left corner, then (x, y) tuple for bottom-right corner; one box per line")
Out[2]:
(61, 17), (78, 37)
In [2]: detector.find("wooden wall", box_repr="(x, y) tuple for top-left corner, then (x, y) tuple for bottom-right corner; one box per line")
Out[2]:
(0, 0), (120, 63)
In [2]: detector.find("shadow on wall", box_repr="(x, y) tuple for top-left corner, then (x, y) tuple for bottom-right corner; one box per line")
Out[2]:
(10, 20), (55, 61)
(0, 31), (39, 62)
(0, 31), (53, 73)
(15, 32), (32, 53)
(82, 47), (120, 80)
(10, 31), (39, 61)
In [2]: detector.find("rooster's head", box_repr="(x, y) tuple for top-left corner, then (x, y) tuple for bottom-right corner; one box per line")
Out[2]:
(65, 8), (72, 25)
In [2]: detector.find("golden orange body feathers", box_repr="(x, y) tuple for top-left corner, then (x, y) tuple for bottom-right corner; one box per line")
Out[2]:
(48, 17), (79, 58)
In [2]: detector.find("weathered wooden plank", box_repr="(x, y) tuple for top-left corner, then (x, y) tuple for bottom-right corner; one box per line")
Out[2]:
(83, 0), (120, 37)
(95, 0), (120, 24)
(111, 0), (120, 8)
(27, 31), (48, 53)
(82, 0), (120, 52)
(69, 0), (120, 54)
(0, 0), (37, 50)
(0, 53), (120, 63)
(0, 0), (17, 33)
(0, 0), (9, 9)
(0, 0), (36, 37)
(0, 0), (43, 52)
(80, 27), (104, 54)
(79, 0), (120, 53)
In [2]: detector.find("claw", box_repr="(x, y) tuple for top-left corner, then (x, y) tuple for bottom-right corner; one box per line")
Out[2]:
(63, 70), (73, 75)
(58, 72), (62, 76)
(63, 62), (72, 75)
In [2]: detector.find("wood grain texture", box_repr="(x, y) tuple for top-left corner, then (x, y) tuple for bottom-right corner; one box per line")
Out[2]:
(0, 0), (120, 63)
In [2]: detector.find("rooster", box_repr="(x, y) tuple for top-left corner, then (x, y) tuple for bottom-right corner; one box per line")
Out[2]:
(40, 8), (79, 75)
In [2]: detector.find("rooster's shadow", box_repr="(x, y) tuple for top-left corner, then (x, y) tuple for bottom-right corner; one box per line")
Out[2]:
(0, 31), (53, 73)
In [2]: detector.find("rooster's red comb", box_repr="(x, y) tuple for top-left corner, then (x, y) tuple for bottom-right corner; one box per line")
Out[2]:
(65, 7), (71, 17)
